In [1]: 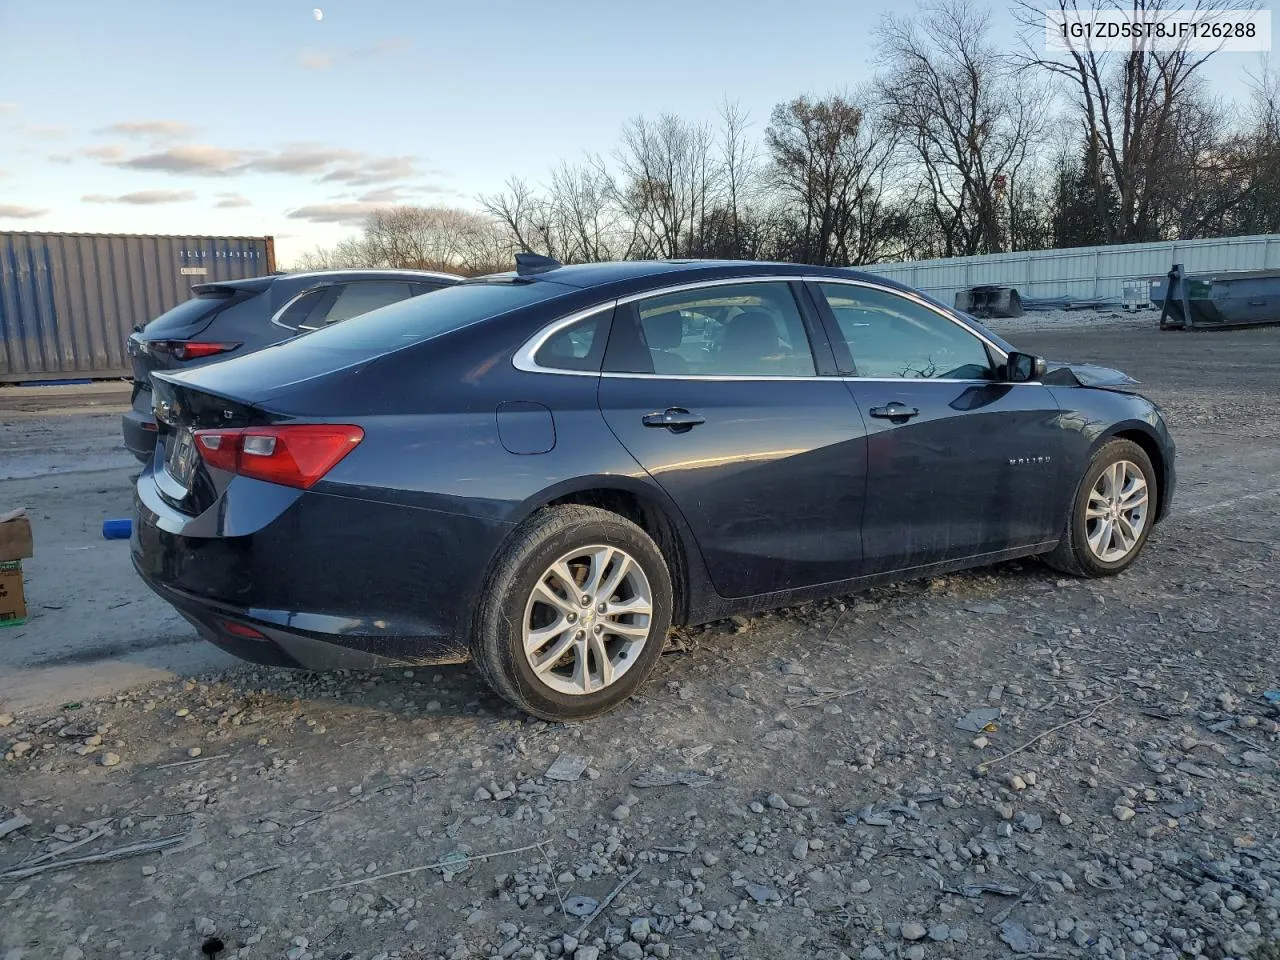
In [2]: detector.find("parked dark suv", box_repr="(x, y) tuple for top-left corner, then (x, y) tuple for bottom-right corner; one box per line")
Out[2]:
(122, 269), (460, 460)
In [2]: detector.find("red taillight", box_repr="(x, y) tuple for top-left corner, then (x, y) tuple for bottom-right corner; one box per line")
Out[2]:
(151, 340), (240, 361)
(221, 620), (267, 640)
(194, 425), (364, 489)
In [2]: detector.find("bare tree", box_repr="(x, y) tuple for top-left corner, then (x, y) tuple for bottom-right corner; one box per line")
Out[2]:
(877, 0), (1049, 255)
(764, 93), (902, 265)
(1013, 0), (1256, 242)
(718, 99), (761, 258)
(612, 114), (720, 258)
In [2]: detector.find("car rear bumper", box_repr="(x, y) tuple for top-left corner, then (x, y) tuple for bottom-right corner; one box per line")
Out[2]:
(132, 468), (513, 670)
(122, 407), (158, 462)
(136, 567), (470, 669)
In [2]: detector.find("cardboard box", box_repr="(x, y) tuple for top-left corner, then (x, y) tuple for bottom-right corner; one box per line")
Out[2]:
(0, 560), (25, 627)
(0, 510), (34, 562)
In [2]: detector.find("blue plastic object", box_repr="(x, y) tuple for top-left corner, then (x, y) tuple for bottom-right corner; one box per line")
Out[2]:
(102, 518), (132, 540)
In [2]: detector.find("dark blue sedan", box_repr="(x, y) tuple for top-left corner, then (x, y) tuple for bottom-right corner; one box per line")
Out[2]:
(133, 257), (1175, 720)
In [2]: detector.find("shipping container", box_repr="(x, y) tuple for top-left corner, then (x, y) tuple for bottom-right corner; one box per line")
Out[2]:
(0, 231), (275, 382)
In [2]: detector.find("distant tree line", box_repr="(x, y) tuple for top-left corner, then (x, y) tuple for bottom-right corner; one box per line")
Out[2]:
(291, 0), (1280, 274)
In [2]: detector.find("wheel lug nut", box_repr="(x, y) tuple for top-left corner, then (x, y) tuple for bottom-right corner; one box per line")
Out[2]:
(597, 602), (607, 613)
(593, 624), (602, 634)
(567, 612), (577, 623)
(575, 630), (585, 640)
(581, 595), (591, 606)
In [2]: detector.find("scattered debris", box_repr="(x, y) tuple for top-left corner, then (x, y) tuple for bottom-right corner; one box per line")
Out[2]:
(0, 833), (187, 881)
(544, 753), (589, 783)
(0, 812), (32, 840)
(562, 895), (597, 918)
(954, 707), (1001, 733)
(630, 767), (713, 789)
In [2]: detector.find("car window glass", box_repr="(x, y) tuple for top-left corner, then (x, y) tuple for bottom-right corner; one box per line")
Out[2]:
(294, 280), (570, 353)
(533, 309), (609, 372)
(817, 283), (993, 380)
(142, 292), (232, 336)
(610, 283), (816, 377)
(320, 281), (415, 325)
(275, 288), (334, 331)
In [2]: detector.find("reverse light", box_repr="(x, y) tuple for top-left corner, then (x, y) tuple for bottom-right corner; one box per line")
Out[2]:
(193, 424), (364, 489)
(151, 340), (241, 361)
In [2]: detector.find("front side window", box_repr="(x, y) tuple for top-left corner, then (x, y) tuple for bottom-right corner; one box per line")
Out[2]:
(817, 283), (993, 380)
(606, 282), (816, 377)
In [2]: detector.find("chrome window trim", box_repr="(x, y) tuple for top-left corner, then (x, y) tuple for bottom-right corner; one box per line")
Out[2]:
(512, 303), (618, 375)
(270, 285), (329, 332)
(511, 273), (1023, 381)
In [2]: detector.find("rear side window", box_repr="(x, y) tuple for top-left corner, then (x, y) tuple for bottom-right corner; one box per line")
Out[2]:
(291, 279), (571, 352)
(275, 288), (333, 331)
(142, 293), (232, 336)
(323, 281), (415, 324)
(533, 309), (611, 372)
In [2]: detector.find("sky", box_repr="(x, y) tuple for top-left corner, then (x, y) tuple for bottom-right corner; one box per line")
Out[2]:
(0, 0), (1271, 265)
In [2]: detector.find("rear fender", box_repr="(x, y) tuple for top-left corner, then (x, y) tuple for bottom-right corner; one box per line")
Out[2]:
(501, 474), (716, 627)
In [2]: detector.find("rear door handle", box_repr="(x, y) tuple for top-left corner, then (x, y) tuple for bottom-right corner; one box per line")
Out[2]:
(642, 408), (706, 431)
(869, 403), (920, 421)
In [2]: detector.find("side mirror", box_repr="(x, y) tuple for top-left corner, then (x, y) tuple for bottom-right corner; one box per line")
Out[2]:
(1005, 351), (1047, 383)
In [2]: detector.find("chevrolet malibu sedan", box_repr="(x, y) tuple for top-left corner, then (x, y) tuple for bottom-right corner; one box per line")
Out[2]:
(133, 257), (1175, 721)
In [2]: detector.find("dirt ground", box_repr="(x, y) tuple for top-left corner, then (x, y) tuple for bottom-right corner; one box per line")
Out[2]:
(1, 315), (1278, 960)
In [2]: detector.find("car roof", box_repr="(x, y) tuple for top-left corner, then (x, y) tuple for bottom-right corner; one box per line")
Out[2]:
(192, 268), (462, 298)
(478, 258), (901, 289)
(279, 268), (463, 283)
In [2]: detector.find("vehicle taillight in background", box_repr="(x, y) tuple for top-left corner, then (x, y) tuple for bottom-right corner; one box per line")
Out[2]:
(193, 425), (364, 489)
(149, 341), (241, 361)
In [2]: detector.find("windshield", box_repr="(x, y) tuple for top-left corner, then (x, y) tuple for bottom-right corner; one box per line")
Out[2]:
(288, 280), (571, 352)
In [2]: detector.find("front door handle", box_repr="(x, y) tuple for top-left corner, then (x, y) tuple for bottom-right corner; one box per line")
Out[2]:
(642, 408), (706, 432)
(869, 403), (920, 421)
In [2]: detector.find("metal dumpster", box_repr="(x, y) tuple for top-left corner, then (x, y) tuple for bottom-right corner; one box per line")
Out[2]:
(1153, 263), (1280, 329)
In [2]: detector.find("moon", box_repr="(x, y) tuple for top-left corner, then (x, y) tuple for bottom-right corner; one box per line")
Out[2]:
(313, 8), (324, 20)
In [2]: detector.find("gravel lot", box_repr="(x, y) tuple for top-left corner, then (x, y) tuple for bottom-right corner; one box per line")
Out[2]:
(1, 315), (1278, 960)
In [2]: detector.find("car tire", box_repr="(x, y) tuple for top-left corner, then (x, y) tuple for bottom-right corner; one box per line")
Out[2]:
(472, 505), (673, 721)
(1045, 438), (1157, 578)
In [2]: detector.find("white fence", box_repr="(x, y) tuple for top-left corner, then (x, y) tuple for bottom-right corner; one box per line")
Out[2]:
(861, 233), (1280, 307)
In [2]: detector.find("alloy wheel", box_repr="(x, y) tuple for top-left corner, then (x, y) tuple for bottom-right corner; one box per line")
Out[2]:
(1085, 459), (1149, 563)
(521, 544), (654, 696)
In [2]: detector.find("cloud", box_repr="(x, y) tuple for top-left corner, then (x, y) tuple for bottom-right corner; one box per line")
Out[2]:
(97, 119), (197, 139)
(83, 190), (197, 205)
(320, 156), (417, 185)
(98, 140), (425, 186)
(287, 202), (386, 225)
(0, 204), (48, 219)
(214, 192), (252, 208)
(15, 123), (66, 139)
(299, 50), (335, 70)
(246, 144), (362, 175)
(355, 186), (413, 203)
(115, 143), (254, 176)
(83, 144), (127, 161)
(0, 102), (17, 114)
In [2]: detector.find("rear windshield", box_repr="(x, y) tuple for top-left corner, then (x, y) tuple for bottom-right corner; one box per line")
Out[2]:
(143, 292), (233, 336)
(288, 279), (570, 352)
